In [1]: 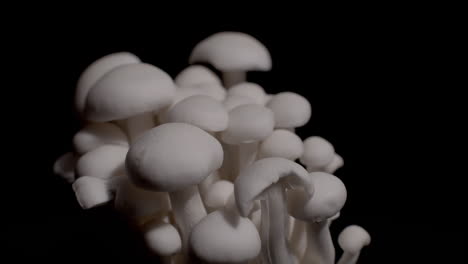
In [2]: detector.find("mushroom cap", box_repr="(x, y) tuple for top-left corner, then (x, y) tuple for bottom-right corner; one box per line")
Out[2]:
(174, 65), (221, 87)
(53, 152), (77, 183)
(75, 52), (140, 115)
(73, 122), (128, 154)
(227, 82), (267, 105)
(266, 92), (311, 129)
(221, 104), (275, 144)
(324, 153), (344, 174)
(223, 94), (258, 111)
(166, 95), (228, 132)
(189, 32), (272, 72)
(235, 157), (313, 217)
(76, 145), (129, 179)
(175, 83), (226, 104)
(190, 210), (261, 263)
(72, 176), (111, 209)
(300, 136), (335, 170)
(144, 222), (182, 256)
(126, 123), (223, 192)
(204, 180), (234, 211)
(258, 129), (304, 160)
(338, 225), (371, 253)
(287, 172), (347, 222)
(85, 63), (175, 122)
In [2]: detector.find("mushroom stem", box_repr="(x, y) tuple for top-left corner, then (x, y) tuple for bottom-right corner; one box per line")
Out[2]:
(261, 184), (294, 264)
(302, 220), (335, 264)
(238, 143), (258, 174)
(168, 185), (207, 252)
(223, 71), (246, 88)
(289, 219), (307, 262)
(336, 252), (360, 264)
(115, 113), (155, 143)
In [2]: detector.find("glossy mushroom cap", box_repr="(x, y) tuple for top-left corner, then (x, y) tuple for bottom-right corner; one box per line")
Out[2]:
(189, 32), (272, 72)
(235, 157), (313, 217)
(300, 136), (335, 170)
(85, 63), (175, 122)
(258, 129), (304, 160)
(75, 52), (140, 115)
(166, 95), (228, 132)
(174, 65), (221, 87)
(190, 210), (261, 263)
(126, 123), (223, 192)
(338, 225), (371, 253)
(221, 104), (275, 144)
(288, 172), (347, 222)
(227, 82), (267, 105)
(267, 92), (311, 129)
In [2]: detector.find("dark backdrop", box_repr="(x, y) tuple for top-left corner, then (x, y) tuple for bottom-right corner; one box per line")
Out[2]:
(6, 12), (464, 263)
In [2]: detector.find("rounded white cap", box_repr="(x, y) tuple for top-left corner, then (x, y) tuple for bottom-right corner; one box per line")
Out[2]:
(53, 152), (76, 183)
(223, 94), (258, 111)
(204, 180), (234, 211)
(126, 123), (223, 192)
(144, 222), (181, 256)
(258, 129), (304, 160)
(75, 52), (140, 115)
(85, 63), (175, 122)
(76, 145), (128, 179)
(166, 95), (228, 132)
(288, 172), (346, 222)
(174, 65), (221, 87)
(300, 136), (335, 171)
(190, 210), (261, 263)
(72, 176), (111, 209)
(267, 92), (311, 129)
(189, 32), (272, 72)
(338, 225), (371, 253)
(235, 157), (313, 217)
(221, 104), (275, 144)
(227, 82), (267, 105)
(73, 122), (128, 155)
(324, 153), (344, 174)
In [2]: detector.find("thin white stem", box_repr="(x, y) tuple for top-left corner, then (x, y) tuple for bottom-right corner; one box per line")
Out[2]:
(261, 184), (294, 264)
(337, 251), (360, 264)
(302, 220), (335, 264)
(198, 171), (220, 199)
(289, 219), (307, 262)
(168, 186), (207, 253)
(238, 142), (259, 175)
(116, 113), (155, 143)
(223, 71), (246, 88)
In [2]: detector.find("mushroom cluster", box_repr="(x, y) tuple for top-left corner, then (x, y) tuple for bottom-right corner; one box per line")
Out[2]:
(54, 31), (371, 264)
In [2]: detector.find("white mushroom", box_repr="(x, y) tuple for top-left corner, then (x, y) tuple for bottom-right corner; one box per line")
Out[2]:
(227, 82), (268, 105)
(258, 129), (304, 161)
(53, 152), (77, 183)
(220, 104), (275, 181)
(174, 65), (221, 87)
(189, 32), (272, 87)
(223, 94), (257, 111)
(72, 122), (128, 155)
(266, 92), (311, 131)
(75, 145), (128, 180)
(72, 176), (112, 209)
(300, 136), (335, 172)
(235, 158), (314, 264)
(75, 52), (140, 117)
(142, 219), (182, 257)
(126, 123), (223, 252)
(203, 180), (234, 212)
(324, 153), (344, 174)
(337, 225), (371, 264)
(85, 63), (175, 142)
(287, 172), (347, 264)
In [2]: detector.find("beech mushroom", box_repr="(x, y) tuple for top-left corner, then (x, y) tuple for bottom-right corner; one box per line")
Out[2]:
(53, 152), (77, 183)
(85, 63), (175, 142)
(126, 123), (223, 251)
(223, 94), (258, 111)
(72, 122), (128, 155)
(235, 158), (314, 264)
(324, 153), (344, 174)
(287, 172), (347, 264)
(75, 52), (140, 117)
(220, 104), (275, 180)
(203, 180), (234, 212)
(266, 92), (311, 131)
(337, 225), (371, 264)
(72, 176), (112, 209)
(174, 65), (221, 87)
(143, 219), (182, 257)
(300, 136), (335, 172)
(75, 145), (128, 180)
(257, 129), (304, 160)
(189, 32), (272, 87)
(227, 82), (268, 105)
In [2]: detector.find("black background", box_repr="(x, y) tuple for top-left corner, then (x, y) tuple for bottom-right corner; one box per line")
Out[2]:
(5, 10), (464, 263)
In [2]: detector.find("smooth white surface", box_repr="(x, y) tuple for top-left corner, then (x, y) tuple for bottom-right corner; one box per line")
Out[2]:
(72, 176), (111, 209)
(76, 145), (128, 179)
(174, 65), (221, 87)
(85, 63), (175, 122)
(204, 180), (234, 211)
(258, 129), (304, 160)
(73, 122), (128, 154)
(53, 152), (76, 183)
(144, 221), (182, 256)
(228, 82), (268, 105)
(300, 136), (335, 172)
(223, 94), (258, 111)
(267, 92), (311, 129)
